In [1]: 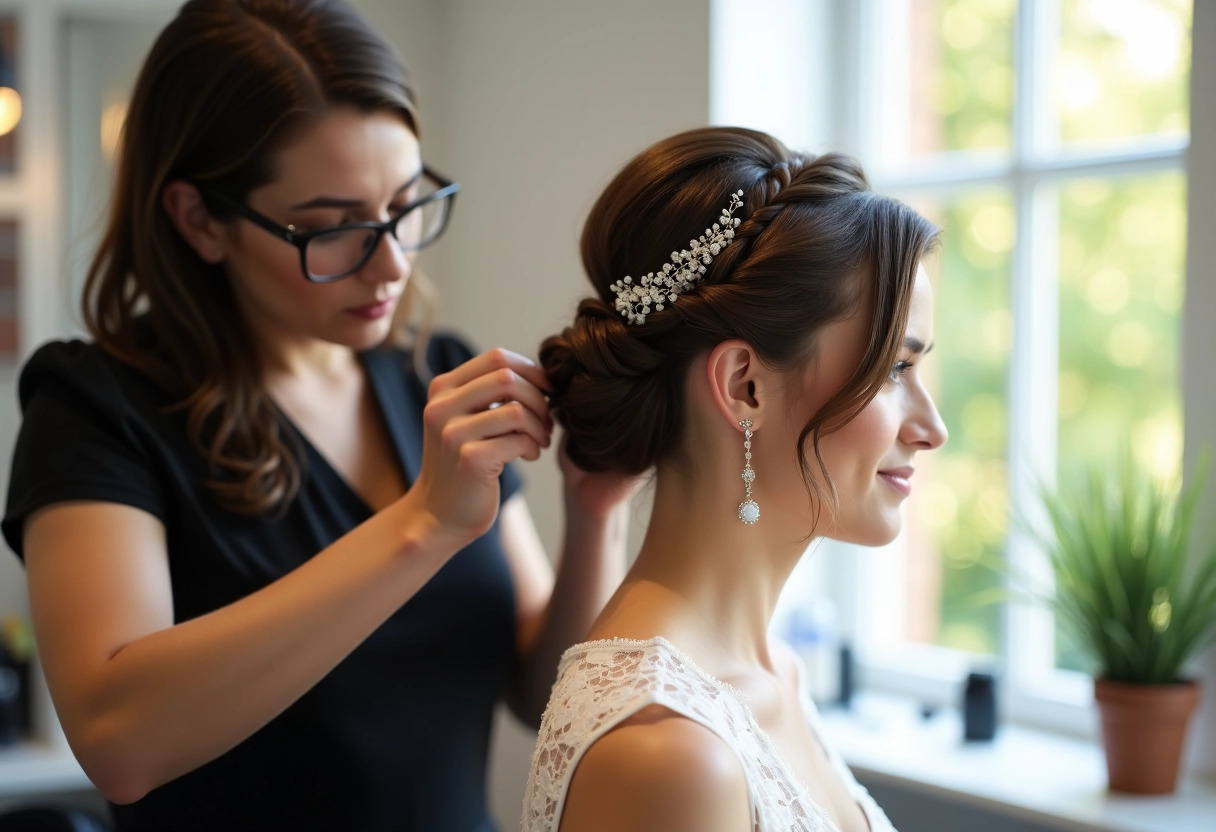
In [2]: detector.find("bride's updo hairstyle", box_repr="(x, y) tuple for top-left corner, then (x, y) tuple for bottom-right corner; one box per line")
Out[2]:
(541, 126), (938, 504)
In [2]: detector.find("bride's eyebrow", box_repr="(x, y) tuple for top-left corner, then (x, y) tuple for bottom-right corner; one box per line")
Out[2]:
(289, 169), (424, 211)
(904, 336), (933, 355)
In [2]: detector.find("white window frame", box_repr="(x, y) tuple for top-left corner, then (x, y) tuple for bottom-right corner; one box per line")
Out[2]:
(713, 0), (1191, 737)
(847, 0), (1189, 737)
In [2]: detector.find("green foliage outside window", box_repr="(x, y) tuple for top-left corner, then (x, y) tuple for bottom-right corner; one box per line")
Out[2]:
(903, 0), (1190, 665)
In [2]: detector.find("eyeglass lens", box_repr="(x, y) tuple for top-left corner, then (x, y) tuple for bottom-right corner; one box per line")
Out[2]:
(305, 187), (451, 281)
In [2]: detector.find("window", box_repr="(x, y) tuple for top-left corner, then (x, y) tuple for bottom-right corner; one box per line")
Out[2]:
(713, 0), (1192, 733)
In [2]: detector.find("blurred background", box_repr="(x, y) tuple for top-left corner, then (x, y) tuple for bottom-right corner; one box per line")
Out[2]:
(0, 0), (1211, 829)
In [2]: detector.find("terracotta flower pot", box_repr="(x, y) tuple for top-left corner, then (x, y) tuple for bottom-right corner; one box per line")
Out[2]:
(1093, 678), (1200, 794)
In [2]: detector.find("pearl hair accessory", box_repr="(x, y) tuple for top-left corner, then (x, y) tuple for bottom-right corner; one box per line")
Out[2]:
(738, 419), (759, 525)
(609, 190), (744, 325)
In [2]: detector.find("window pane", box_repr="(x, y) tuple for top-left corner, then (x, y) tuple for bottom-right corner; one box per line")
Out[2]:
(904, 0), (1015, 158)
(901, 191), (1013, 656)
(1057, 0), (1191, 148)
(1055, 171), (1185, 670)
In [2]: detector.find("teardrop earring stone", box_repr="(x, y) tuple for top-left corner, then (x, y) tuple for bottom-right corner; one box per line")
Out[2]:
(738, 500), (760, 524)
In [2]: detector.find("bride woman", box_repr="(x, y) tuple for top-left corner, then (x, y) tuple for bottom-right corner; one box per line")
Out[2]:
(523, 126), (947, 832)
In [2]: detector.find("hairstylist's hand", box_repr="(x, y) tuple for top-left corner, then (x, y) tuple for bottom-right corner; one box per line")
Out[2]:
(407, 349), (553, 549)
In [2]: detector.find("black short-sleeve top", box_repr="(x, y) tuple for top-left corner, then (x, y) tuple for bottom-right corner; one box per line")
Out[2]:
(3, 333), (523, 832)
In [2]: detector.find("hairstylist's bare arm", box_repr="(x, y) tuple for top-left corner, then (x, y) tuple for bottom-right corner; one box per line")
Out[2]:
(23, 348), (551, 805)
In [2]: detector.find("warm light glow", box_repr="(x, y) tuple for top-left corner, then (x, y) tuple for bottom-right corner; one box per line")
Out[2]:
(968, 203), (1015, 253)
(1085, 266), (1130, 314)
(0, 87), (21, 137)
(1057, 370), (1090, 417)
(1086, 0), (1184, 82)
(1132, 417), (1182, 481)
(923, 481), (959, 530)
(100, 101), (129, 163)
(1105, 320), (1153, 367)
(960, 394), (1006, 456)
(1058, 57), (1100, 111)
(941, 5), (986, 51)
(981, 308), (1012, 353)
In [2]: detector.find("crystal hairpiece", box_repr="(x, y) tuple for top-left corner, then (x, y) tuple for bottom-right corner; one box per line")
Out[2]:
(609, 190), (744, 326)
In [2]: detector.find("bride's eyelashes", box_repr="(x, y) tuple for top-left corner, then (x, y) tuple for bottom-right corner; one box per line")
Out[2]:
(887, 359), (913, 383)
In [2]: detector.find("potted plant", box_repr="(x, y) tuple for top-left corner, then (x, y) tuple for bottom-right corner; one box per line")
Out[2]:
(1030, 454), (1216, 794)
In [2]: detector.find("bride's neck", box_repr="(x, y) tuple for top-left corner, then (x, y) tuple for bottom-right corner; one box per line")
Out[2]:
(600, 465), (810, 673)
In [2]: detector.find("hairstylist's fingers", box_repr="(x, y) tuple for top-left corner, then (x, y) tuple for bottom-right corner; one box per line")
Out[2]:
(442, 402), (552, 453)
(429, 348), (552, 398)
(459, 434), (545, 477)
(428, 365), (552, 425)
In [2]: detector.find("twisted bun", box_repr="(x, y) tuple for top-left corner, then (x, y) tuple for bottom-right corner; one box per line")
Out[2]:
(540, 297), (684, 474)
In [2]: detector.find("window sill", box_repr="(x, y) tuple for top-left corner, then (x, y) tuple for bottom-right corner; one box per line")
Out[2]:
(855, 644), (1098, 739)
(817, 692), (1216, 832)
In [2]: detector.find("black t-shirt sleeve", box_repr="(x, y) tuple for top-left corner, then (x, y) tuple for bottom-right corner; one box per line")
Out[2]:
(423, 332), (524, 504)
(2, 342), (167, 561)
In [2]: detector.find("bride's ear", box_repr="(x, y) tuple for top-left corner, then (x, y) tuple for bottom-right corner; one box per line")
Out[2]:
(705, 340), (771, 432)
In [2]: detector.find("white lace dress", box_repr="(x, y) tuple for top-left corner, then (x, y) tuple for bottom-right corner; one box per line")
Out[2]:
(522, 636), (895, 832)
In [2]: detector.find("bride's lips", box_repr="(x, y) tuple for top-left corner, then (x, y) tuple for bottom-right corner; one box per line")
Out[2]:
(878, 466), (914, 497)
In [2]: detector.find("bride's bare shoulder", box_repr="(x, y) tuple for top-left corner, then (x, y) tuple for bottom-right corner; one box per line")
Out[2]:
(557, 704), (751, 832)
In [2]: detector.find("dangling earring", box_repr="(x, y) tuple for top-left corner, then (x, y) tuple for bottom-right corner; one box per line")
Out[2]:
(738, 420), (759, 524)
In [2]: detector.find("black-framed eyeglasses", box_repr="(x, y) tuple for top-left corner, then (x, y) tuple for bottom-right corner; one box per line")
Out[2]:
(201, 165), (460, 283)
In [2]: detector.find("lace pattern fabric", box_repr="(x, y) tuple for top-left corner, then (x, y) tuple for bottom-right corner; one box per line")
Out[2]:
(522, 636), (896, 832)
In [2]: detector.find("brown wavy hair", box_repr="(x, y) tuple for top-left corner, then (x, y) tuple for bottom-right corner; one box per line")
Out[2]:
(540, 126), (939, 527)
(83, 0), (431, 515)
